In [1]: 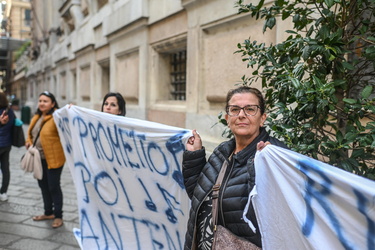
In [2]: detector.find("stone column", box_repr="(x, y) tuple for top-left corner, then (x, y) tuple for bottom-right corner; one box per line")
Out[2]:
(69, 3), (84, 27)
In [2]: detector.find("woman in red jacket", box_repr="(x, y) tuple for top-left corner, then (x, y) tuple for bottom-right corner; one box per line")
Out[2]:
(25, 91), (65, 228)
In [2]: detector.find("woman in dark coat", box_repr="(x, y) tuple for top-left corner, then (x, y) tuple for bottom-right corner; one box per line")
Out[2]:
(0, 92), (15, 201)
(182, 86), (288, 249)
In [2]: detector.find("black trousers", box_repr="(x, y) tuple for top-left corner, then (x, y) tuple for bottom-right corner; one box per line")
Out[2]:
(38, 159), (64, 218)
(0, 145), (11, 194)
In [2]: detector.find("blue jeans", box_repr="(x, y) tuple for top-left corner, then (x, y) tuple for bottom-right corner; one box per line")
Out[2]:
(0, 146), (11, 194)
(38, 159), (64, 218)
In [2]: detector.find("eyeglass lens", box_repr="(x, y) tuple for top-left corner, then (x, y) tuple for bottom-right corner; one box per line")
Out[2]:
(227, 105), (259, 116)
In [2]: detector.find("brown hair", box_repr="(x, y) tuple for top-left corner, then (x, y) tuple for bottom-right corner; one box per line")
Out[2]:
(0, 92), (9, 109)
(36, 91), (59, 115)
(101, 92), (126, 116)
(225, 86), (265, 114)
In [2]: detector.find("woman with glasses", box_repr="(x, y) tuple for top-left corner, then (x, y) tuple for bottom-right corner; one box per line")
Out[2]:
(25, 91), (65, 228)
(182, 86), (288, 249)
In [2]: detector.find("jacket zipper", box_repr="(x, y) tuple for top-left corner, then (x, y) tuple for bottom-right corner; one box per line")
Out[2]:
(218, 158), (234, 227)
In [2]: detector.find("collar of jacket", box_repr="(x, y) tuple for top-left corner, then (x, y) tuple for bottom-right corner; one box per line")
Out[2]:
(227, 127), (270, 165)
(37, 109), (56, 124)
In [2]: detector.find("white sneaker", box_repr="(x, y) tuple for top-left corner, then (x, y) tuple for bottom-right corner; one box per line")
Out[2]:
(0, 193), (8, 201)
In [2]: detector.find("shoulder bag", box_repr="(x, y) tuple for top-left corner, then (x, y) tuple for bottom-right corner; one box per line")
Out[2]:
(211, 160), (261, 250)
(12, 117), (26, 147)
(20, 125), (43, 180)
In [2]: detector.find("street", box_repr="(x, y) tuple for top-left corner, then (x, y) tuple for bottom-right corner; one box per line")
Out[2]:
(0, 124), (80, 250)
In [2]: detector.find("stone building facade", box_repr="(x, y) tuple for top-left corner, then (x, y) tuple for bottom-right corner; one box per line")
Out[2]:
(1, 0), (31, 102)
(24, 0), (282, 151)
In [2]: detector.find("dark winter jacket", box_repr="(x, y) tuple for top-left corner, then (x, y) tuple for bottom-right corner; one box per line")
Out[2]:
(0, 107), (15, 147)
(182, 127), (288, 250)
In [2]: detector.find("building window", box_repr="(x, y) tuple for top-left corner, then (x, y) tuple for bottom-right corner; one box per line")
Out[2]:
(152, 35), (187, 102)
(24, 9), (31, 26)
(170, 50), (186, 100)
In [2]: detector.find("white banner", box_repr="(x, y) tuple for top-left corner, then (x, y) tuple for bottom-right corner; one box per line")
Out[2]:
(54, 106), (192, 250)
(250, 145), (375, 250)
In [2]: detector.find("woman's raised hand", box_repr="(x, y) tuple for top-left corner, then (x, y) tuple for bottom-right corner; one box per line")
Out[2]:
(186, 129), (203, 151)
(257, 141), (271, 151)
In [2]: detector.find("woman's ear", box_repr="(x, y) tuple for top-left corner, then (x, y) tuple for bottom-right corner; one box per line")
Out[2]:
(260, 113), (267, 127)
(225, 113), (230, 127)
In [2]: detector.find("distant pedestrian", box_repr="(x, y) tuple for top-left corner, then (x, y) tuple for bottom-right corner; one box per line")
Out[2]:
(25, 91), (65, 228)
(0, 91), (15, 201)
(101, 92), (126, 116)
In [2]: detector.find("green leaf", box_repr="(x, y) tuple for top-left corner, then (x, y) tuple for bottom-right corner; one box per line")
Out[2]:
(336, 130), (343, 143)
(293, 14), (300, 23)
(282, 11), (291, 20)
(344, 132), (358, 142)
(265, 17), (276, 30)
(256, 0), (265, 10)
(365, 46), (375, 56)
(285, 30), (298, 34)
(343, 98), (357, 104)
(340, 161), (353, 172)
(361, 86), (373, 99)
(290, 78), (300, 88)
(351, 149), (365, 159)
(342, 61), (355, 70)
(302, 46), (311, 60)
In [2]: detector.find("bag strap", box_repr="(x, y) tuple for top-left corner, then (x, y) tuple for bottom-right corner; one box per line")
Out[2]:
(212, 159), (229, 232)
(33, 120), (45, 145)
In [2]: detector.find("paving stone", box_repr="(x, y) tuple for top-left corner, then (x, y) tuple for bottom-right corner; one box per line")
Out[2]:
(0, 202), (43, 216)
(49, 231), (80, 246)
(0, 211), (29, 223)
(57, 244), (81, 250)
(7, 238), (61, 250)
(0, 221), (54, 239)
(2, 196), (40, 206)
(0, 232), (21, 246)
(0, 126), (80, 249)
(63, 201), (79, 212)
(58, 220), (80, 232)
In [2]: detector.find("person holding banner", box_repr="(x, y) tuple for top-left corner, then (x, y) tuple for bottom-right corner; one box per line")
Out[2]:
(101, 92), (126, 116)
(182, 86), (288, 249)
(25, 91), (66, 228)
(0, 91), (15, 201)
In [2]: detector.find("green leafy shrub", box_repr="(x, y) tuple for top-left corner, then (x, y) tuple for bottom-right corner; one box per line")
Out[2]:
(232, 0), (375, 179)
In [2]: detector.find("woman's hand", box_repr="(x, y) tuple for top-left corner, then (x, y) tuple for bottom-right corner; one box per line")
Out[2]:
(186, 129), (203, 151)
(0, 110), (9, 125)
(25, 142), (31, 150)
(257, 141), (271, 151)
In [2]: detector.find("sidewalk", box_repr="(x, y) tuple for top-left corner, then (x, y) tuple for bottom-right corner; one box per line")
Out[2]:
(0, 124), (80, 250)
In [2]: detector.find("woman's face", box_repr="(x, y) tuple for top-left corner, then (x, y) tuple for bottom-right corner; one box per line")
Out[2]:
(225, 92), (266, 141)
(103, 96), (121, 115)
(38, 95), (55, 115)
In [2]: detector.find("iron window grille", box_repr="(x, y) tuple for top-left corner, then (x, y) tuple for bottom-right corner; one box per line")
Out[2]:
(170, 50), (186, 100)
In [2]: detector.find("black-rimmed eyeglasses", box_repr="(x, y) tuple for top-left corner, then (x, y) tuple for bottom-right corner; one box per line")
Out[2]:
(226, 105), (260, 117)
